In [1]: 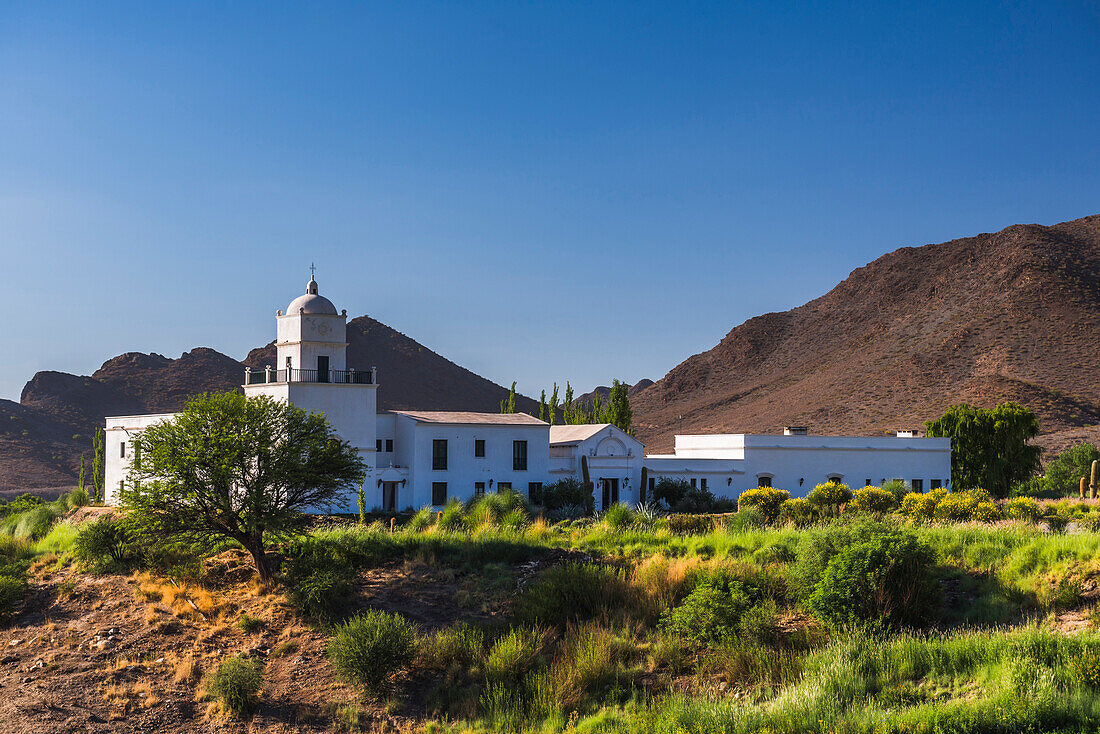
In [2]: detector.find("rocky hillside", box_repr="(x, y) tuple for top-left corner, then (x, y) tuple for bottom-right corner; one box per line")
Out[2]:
(632, 214), (1100, 452)
(1, 320), (536, 491)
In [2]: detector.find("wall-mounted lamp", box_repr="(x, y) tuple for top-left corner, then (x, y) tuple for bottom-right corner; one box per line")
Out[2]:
(799, 478), (804, 486)
(727, 477), (733, 486)
(489, 479), (494, 488)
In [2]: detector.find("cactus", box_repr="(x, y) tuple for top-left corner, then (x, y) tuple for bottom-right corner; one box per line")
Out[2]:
(1092, 460), (1100, 500)
(581, 454), (593, 493)
(640, 466), (649, 503)
(1082, 476), (1089, 499)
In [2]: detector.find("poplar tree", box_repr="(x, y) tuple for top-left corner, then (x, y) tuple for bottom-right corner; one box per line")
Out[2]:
(548, 383), (560, 426)
(91, 428), (105, 503)
(538, 390), (547, 422)
(563, 382), (574, 424)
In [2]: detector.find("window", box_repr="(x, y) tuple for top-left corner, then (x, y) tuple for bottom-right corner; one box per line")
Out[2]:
(528, 482), (543, 503)
(700, 478), (708, 490)
(432, 439), (448, 470)
(376, 439), (383, 452)
(120, 441), (126, 459)
(385, 439), (393, 453)
(690, 478), (697, 488)
(474, 439), (485, 458)
(513, 440), (528, 471)
(828, 475), (843, 483)
(474, 482), (486, 497)
(432, 482), (447, 505)
(497, 481), (512, 491)
(648, 477), (656, 493)
(911, 479), (923, 492)
(930, 479), (942, 490)
(758, 476), (772, 487)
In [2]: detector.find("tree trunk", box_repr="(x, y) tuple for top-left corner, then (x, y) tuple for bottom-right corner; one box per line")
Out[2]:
(243, 535), (271, 580)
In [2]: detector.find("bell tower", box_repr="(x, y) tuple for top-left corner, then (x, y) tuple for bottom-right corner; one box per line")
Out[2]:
(243, 270), (379, 476)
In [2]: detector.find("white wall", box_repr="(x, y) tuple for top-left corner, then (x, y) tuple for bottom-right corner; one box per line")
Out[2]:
(645, 434), (952, 500)
(103, 413), (176, 505)
(395, 416), (552, 508)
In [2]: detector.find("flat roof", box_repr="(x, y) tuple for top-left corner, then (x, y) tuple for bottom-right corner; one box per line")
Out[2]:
(391, 410), (547, 426)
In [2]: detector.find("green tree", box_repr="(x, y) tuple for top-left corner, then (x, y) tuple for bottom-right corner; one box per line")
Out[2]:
(1043, 443), (1100, 497)
(562, 382), (574, 424)
(356, 478), (367, 524)
(924, 402), (1041, 497)
(78, 455), (86, 495)
(605, 379), (633, 434)
(500, 382), (517, 414)
(538, 390), (547, 422)
(548, 383), (559, 426)
(91, 427), (105, 503)
(121, 392), (364, 579)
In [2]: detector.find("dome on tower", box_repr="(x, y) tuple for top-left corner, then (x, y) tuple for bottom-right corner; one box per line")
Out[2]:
(286, 276), (338, 315)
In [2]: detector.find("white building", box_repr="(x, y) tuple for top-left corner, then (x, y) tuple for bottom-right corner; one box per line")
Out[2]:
(645, 429), (952, 499)
(105, 277), (951, 511)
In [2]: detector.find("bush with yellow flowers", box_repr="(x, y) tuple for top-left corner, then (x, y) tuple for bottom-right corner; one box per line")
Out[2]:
(899, 488), (947, 521)
(807, 481), (853, 516)
(737, 486), (791, 523)
(1071, 649), (1100, 688)
(1005, 496), (1045, 523)
(847, 486), (898, 514)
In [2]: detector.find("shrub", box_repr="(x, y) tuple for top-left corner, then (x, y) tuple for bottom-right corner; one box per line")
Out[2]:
(483, 627), (547, 682)
(514, 563), (644, 627)
(603, 503), (634, 530)
(1078, 513), (1100, 533)
(790, 519), (901, 599)
(1005, 496), (1045, 523)
(653, 479), (733, 513)
(74, 516), (139, 573)
(540, 478), (594, 514)
(736, 487), (790, 522)
(404, 506), (434, 533)
(806, 482), (852, 516)
(1070, 649), (1100, 688)
(660, 583), (751, 645)
(437, 499), (466, 533)
(207, 655), (263, 717)
(68, 487), (90, 508)
(284, 539), (355, 619)
(0, 575), (27, 623)
(882, 479), (910, 502)
(328, 610), (417, 694)
(667, 514), (715, 534)
(1, 505), (59, 540)
(238, 613), (263, 633)
(847, 486), (898, 514)
(419, 622), (485, 672)
(899, 488), (947, 520)
(777, 498), (817, 527)
(933, 489), (1001, 523)
(809, 527), (939, 629)
(465, 490), (530, 530)
(724, 507), (767, 533)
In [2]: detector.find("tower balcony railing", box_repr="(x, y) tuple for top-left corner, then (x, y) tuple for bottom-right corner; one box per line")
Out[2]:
(245, 366), (376, 385)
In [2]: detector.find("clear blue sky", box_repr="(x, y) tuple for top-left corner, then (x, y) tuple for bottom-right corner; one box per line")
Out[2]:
(1, 1), (1098, 402)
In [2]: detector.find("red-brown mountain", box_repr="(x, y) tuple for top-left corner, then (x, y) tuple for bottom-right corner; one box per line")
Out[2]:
(2, 317), (535, 491)
(632, 214), (1100, 452)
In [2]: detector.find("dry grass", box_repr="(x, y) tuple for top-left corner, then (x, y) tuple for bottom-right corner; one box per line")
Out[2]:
(169, 651), (200, 684)
(632, 554), (702, 611)
(133, 572), (226, 624)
